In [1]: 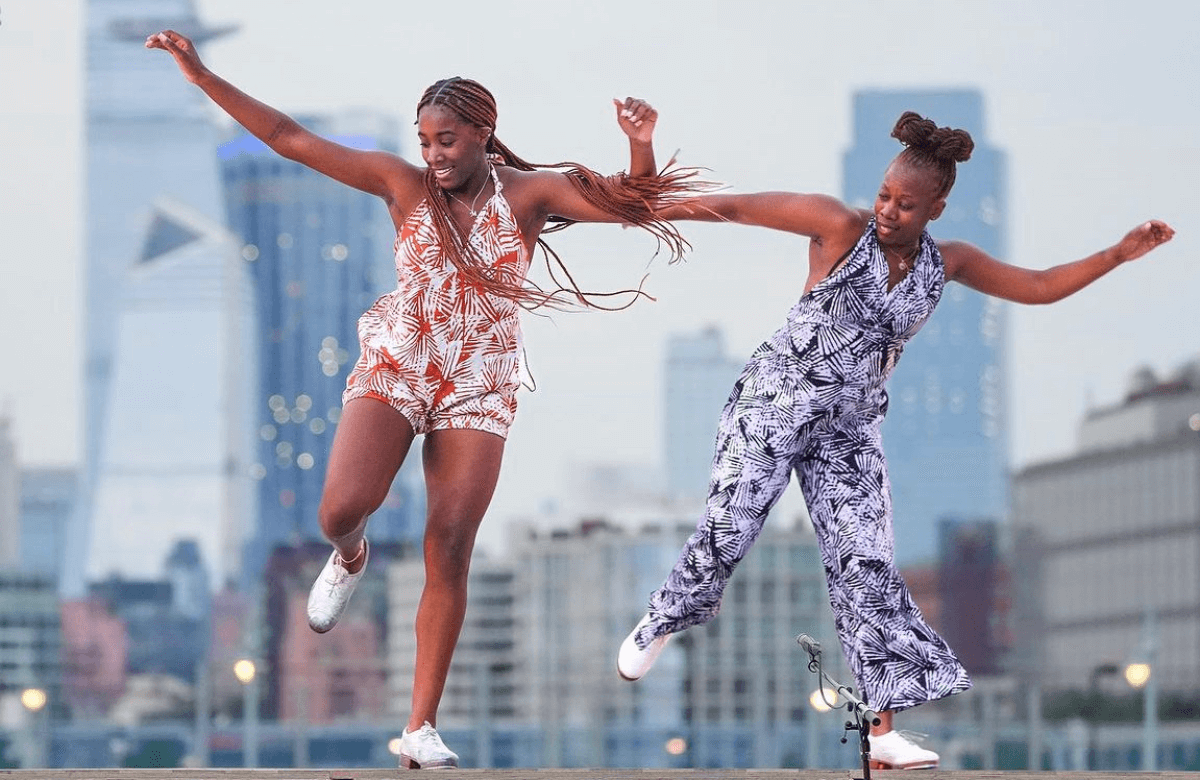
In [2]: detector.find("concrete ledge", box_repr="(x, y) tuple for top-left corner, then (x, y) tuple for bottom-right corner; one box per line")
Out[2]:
(0, 770), (1187, 780)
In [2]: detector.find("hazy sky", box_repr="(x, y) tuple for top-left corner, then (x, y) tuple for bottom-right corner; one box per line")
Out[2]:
(2, 0), (1197, 555)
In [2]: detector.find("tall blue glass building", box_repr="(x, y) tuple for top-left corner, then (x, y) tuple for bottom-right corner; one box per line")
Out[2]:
(663, 327), (743, 503)
(74, 0), (252, 593)
(842, 90), (1009, 564)
(19, 467), (77, 586)
(219, 116), (426, 588)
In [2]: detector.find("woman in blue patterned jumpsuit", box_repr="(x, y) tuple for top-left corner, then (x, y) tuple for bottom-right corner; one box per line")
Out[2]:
(618, 111), (1175, 769)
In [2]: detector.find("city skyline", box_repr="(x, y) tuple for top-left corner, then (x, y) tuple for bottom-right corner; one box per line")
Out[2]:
(1, 0), (1196, 559)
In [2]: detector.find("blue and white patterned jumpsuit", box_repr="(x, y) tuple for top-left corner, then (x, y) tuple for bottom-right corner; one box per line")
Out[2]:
(639, 220), (972, 713)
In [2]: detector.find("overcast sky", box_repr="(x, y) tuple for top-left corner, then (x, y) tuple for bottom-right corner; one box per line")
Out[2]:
(2, 0), (1197, 554)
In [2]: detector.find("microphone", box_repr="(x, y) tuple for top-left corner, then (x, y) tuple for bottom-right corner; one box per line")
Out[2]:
(796, 633), (821, 661)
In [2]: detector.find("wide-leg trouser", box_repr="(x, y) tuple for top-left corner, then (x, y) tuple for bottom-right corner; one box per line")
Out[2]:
(639, 354), (972, 712)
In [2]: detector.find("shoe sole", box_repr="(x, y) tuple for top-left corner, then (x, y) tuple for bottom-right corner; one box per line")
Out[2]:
(616, 662), (640, 682)
(400, 754), (458, 769)
(869, 759), (939, 770)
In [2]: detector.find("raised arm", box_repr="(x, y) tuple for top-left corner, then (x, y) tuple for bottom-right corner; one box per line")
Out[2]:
(942, 219), (1175, 304)
(145, 30), (420, 205)
(614, 97), (658, 178)
(522, 97), (672, 225)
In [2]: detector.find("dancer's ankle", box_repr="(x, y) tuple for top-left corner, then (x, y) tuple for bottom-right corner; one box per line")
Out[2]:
(337, 540), (366, 573)
(870, 709), (894, 736)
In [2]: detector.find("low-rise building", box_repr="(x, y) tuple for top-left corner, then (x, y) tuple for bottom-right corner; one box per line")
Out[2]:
(1012, 359), (1200, 690)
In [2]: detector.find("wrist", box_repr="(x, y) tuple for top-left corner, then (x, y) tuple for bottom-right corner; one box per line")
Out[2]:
(190, 67), (217, 88)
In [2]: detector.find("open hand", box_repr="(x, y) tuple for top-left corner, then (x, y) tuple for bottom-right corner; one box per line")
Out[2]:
(1116, 219), (1175, 263)
(614, 97), (657, 144)
(145, 30), (208, 84)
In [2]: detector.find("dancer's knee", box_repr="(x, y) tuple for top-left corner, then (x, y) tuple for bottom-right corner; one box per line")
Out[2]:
(423, 519), (478, 586)
(317, 491), (375, 543)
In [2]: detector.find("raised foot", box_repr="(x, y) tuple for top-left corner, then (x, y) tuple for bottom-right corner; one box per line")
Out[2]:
(616, 613), (671, 681)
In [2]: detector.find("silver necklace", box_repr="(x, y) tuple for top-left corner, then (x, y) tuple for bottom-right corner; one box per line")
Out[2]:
(447, 168), (491, 217)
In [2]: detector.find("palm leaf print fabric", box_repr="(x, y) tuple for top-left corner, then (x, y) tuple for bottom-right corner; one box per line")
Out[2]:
(639, 221), (972, 712)
(343, 168), (530, 437)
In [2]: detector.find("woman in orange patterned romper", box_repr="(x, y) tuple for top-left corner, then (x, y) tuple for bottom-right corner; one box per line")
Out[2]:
(150, 30), (696, 768)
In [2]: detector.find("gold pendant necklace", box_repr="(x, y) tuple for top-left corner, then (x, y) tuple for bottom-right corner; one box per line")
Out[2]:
(889, 243), (920, 271)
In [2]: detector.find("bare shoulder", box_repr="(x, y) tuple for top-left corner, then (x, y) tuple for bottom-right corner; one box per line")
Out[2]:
(936, 239), (976, 253)
(822, 204), (868, 248)
(494, 165), (557, 190)
(375, 151), (424, 189)
(935, 239), (988, 277)
(376, 155), (430, 223)
(493, 166), (575, 214)
(497, 166), (568, 192)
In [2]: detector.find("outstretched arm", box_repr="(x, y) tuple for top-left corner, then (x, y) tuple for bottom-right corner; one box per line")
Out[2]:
(145, 30), (419, 204)
(660, 191), (863, 241)
(943, 220), (1175, 304)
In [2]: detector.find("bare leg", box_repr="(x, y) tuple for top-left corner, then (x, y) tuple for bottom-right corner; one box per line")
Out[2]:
(871, 709), (894, 735)
(407, 428), (505, 731)
(319, 398), (416, 572)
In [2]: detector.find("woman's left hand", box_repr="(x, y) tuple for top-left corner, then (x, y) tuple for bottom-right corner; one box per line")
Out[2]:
(614, 97), (657, 144)
(1115, 219), (1176, 262)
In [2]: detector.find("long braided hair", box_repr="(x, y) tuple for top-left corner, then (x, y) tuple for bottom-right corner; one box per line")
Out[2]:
(416, 77), (700, 310)
(890, 111), (974, 198)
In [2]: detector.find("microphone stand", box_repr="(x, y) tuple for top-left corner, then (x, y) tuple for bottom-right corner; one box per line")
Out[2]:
(797, 634), (881, 780)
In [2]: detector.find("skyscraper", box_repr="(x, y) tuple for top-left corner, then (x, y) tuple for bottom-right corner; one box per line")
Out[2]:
(82, 197), (253, 588)
(19, 467), (77, 586)
(219, 115), (426, 587)
(663, 327), (743, 504)
(0, 571), (65, 720)
(843, 90), (1009, 564)
(73, 0), (247, 593)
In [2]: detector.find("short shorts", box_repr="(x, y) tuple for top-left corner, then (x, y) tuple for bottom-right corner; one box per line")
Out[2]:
(342, 342), (520, 439)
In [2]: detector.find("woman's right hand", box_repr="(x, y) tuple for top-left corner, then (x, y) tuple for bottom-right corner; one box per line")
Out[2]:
(145, 30), (209, 84)
(614, 97), (658, 145)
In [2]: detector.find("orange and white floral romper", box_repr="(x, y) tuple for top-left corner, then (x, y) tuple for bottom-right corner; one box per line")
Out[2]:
(343, 168), (530, 438)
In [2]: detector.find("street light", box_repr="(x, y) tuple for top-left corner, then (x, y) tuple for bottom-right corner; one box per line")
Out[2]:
(233, 658), (256, 685)
(806, 687), (840, 768)
(20, 687), (48, 768)
(1087, 663), (1120, 769)
(192, 658), (211, 768)
(20, 688), (47, 712)
(1124, 662), (1151, 688)
(234, 658), (259, 768)
(1124, 610), (1158, 772)
(809, 687), (840, 712)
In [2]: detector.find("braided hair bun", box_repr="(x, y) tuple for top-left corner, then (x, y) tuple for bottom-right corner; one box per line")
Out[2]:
(890, 111), (974, 197)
